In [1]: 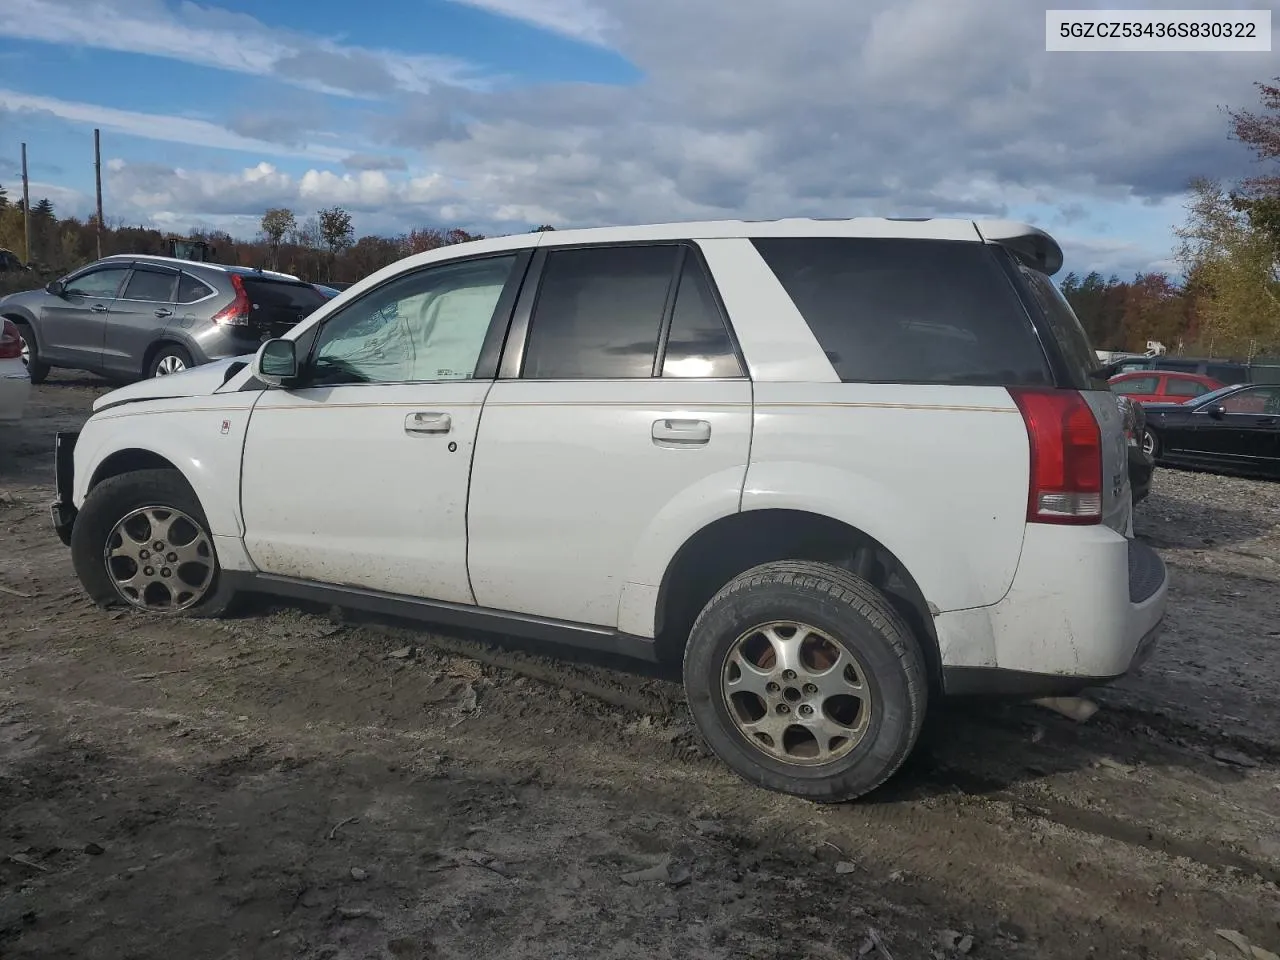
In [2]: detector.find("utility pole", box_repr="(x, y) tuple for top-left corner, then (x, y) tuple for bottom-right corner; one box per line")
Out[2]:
(20, 142), (31, 265)
(94, 128), (104, 259)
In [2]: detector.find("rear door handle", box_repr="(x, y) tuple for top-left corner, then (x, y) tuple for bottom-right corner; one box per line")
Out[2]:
(154, 308), (173, 319)
(90, 304), (108, 314)
(405, 411), (452, 435)
(652, 418), (711, 445)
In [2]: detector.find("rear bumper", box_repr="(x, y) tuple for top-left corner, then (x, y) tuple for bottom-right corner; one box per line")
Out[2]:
(50, 430), (79, 546)
(0, 365), (30, 421)
(937, 526), (1168, 698)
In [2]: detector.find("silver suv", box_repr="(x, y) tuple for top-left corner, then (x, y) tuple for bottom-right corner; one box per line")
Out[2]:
(0, 254), (329, 382)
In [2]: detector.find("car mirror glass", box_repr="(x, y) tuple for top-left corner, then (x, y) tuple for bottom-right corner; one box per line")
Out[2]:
(253, 339), (298, 388)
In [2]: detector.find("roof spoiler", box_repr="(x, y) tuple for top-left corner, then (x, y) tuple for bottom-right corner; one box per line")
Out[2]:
(974, 221), (1064, 276)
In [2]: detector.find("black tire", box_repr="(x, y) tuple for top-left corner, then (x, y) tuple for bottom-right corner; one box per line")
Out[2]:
(70, 468), (239, 619)
(15, 322), (50, 384)
(683, 560), (928, 802)
(148, 343), (193, 378)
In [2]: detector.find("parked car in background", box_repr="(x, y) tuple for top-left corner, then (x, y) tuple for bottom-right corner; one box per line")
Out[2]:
(1109, 370), (1223, 405)
(0, 255), (330, 383)
(50, 217), (1166, 803)
(0, 318), (31, 422)
(1118, 395), (1154, 506)
(1143, 383), (1280, 478)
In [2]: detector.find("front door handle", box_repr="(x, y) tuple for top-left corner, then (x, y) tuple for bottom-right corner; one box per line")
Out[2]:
(652, 418), (711, 445)
(154, 308), (173, 319)
(405, 411), (452, 435)
(90, 303), (108, 314)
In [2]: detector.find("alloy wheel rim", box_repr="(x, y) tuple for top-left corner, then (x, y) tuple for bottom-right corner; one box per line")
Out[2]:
(104, 505), (215, 612)
(721, 620), (873, 766)
(20, 336), (30, 367)
(155, 355), (186, 376)
(1142, 430), (1155, 456)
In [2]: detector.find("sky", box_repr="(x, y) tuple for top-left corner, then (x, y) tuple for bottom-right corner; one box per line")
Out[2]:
(0, 0), (1277, 278)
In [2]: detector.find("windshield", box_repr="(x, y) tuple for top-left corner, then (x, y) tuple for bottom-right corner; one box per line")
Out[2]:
(1189, 384), (1247, 408)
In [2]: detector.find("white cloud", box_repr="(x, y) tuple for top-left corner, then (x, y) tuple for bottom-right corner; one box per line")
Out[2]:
(1, 0), (487, 97)
(0, 90), (351, 160)
(444, 0), (617, 46)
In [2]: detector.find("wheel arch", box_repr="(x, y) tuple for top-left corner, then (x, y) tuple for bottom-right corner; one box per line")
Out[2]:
(141, 337), (196, 377)
(88, 448), (186, 493)
(650, 508), (943, 694)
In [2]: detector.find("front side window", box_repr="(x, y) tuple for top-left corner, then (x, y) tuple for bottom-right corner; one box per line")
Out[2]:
(64, 266), (129, 299)
(1221, 386), (1280, 415)
(1165, 378), (1209, 398)
(522, 245), (680, 379)
(310, 255), (516, 385)
(122, 268), (177, 303)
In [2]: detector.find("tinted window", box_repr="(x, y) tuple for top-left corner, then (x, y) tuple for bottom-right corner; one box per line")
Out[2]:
(1014, 265), (1104, 389)
(242, 277), (329, 329)
(1165, 377), (1209, 397)
(177, 273), (214, 303)
(1207, 363), (1247, 383)
(122, 268), (176, 302)
(661, 259), (742, 378)
(1112, 376), (1158, 395)
(523, 246), (679, 379)
(311, 255), (515, 385)
(1156, 359), (1198, 372)
(1221, 386), (1280, 415)
(752, 238), (1050, 386)
(64, 266), (129, 299)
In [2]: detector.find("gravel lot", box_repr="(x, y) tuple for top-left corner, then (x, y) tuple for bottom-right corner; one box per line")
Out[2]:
(1, 375), (1278, 960)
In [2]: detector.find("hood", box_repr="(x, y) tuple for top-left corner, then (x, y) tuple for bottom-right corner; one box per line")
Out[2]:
(0, 287), (50, 309)
(92, 356), (251, 413)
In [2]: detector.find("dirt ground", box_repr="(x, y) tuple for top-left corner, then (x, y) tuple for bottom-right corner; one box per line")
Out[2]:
(1, 374), (1278, 960)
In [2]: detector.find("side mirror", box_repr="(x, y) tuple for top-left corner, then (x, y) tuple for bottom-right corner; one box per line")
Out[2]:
(252, 339), (298, 388)
(45, 280), (64, 297)
(1208, 405), (1226, 419)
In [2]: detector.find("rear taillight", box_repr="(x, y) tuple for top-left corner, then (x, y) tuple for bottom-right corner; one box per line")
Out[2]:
(1009, 387), (1102, 525)
(0, 319), (22, 360)
(210, 274), (252, 327)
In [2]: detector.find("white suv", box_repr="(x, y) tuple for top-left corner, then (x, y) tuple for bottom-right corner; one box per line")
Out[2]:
(49, 219), (1167, 801)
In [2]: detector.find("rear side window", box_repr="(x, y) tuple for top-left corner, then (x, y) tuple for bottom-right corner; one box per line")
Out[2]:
(752, 238), (1050, 386)
(1112, 376), (1158, 395)
(660, 257), (743, 378)
(122, 268), (177, 302)
(522, 245), (680, 379)
(177, 273), (214, 303)
(1013, 264), (1105, 389)
(241, 277), (328, 327)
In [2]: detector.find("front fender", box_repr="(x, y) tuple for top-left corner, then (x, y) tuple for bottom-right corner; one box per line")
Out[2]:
(73, 395), (259, 542)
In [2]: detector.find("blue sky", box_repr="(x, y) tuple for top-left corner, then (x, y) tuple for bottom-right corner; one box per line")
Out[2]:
(1, 0), (1277, 277)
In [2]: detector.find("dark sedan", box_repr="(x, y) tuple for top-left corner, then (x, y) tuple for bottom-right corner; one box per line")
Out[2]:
(1143, 383), (1280, 479)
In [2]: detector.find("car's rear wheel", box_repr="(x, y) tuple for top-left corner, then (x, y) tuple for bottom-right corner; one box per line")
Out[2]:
(683, 560), (928, 802)
(149, 344), (192, 378)
(14, 322), (50, 384)
(70, 468), (239, 618)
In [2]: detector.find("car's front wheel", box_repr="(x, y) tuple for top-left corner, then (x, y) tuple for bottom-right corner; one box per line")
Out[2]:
(1143, 428), (1159, 458)
(70, 468), (238, 618)
(15, 321), (50, 384)
(683, 560), (928, 802)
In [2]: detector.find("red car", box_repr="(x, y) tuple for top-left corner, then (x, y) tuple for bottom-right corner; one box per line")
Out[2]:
(1108, 370), (1225, 405)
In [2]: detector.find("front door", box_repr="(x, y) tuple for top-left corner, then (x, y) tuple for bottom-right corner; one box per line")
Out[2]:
(103, 264), (180, 377)
(467, 243), (753, 629)
(40, 264), (131, 368)
(1213, 386), (1280, 471)
(239, 252), (526, 603)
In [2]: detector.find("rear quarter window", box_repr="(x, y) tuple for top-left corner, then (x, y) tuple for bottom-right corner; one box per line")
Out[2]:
(751, 237), (1051, 386)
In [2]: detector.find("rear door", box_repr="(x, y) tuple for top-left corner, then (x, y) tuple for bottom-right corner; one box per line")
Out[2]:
(103, 264), (180, 376)
(39, 264), (130, 368)
(466, 243), (752, 628)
